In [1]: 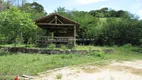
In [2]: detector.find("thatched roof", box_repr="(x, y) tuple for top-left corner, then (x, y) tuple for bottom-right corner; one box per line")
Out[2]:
(35, 13), (80, 30)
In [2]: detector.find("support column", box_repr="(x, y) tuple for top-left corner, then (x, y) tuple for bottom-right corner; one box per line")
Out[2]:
(55, 16), (57, 24)
(74, 25), (76, 47)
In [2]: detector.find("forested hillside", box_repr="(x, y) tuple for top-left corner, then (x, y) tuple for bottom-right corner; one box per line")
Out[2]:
(0, 0), (142, 46)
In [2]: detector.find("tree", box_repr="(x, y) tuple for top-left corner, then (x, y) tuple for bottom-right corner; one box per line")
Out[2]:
(23, 2), (45, 12)
(0, 0), (4, 11)
(21, 2), (47, 20)
(0, 7), (37, 44)
(100, 7), (108, 13)
(101, 18), (142, 46)
(54, 6), (66, 13)
(0, 0), (10, 11)
(89, 10), (97, 16)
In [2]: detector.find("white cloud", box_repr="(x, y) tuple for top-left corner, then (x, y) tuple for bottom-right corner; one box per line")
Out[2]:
(74, 0), (107, 5)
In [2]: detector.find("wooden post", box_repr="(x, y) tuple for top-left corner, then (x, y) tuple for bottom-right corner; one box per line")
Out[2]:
(51, 32), (54, 44)
(74, 25), (76, 47)
(55, 16), (57, 24)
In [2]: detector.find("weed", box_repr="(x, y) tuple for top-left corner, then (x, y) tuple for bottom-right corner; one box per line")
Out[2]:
(56, 73), (62, 79)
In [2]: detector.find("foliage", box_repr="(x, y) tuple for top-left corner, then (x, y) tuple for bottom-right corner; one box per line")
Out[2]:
(54, 6), (66, 13)
(54, 7), (142, 46)
(89, 8), (130, 18)
(0, 7), (37, 44)
(48, 44), (56, 49)
(101, 18), (142, 45)
(122, 44), (132, 48)
(89, 51), (105, 58)
(21, 2), (47, 20)
(0, 5), (142, 46)
(60, 44), (67, 50)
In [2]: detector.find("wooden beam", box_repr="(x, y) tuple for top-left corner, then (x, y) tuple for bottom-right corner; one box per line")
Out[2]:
(49, 18), (55, 24)
(37, 23), (75, 26)
(41, 27), (73, 29)
(57, 18), (63, 24)
(49, 16), (64, 24)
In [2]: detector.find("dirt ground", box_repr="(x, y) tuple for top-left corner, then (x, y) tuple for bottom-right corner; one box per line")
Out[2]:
(29, 60), (142, 80)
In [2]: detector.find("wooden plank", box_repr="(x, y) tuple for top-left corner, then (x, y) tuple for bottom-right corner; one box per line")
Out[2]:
(37, 23), (75, 26)
(36, 36), (74, 43)
(41, 27), (73, 29)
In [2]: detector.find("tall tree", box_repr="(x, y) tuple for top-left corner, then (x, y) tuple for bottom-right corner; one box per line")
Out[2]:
(0, 7), (37, 43)
(21, 2), (47, 20)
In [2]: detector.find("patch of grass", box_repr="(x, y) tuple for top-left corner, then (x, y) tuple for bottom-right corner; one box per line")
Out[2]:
(0, 44), (25, 47)
(56, 73), (62, 79)
(0, 44), (35, 48)
(0, 46), (142, 79)
(74, 45), (113, 50)
(89, 51), (105, 58)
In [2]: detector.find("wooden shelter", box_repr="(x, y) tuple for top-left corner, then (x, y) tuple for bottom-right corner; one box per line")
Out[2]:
(35, 13), (80, 47)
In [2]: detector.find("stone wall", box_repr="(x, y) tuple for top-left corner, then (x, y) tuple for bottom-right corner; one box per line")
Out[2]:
(0, 47), (114, 54)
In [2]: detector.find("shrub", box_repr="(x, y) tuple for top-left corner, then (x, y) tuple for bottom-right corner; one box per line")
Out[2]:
(48, 44), (56, 49)
(89, 51), (105, 58)
(122, 43), (132, 48)
(60, 44), (67, 50)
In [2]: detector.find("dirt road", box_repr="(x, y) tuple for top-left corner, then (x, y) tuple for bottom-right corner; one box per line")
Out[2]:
(30, 60), (142, 80)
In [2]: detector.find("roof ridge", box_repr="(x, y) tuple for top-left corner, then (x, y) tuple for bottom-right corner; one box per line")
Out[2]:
(35, 13), (80, 25)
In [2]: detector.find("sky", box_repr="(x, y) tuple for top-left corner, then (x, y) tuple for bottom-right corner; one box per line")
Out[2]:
(29, 0), (142, 19)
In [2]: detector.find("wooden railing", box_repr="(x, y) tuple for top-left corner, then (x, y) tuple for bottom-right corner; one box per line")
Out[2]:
(36, 36), (74, 44)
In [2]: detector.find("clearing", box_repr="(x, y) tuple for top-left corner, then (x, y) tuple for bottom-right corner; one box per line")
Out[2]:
(0, 46), (141, 79)
(31, 60), (142, 80)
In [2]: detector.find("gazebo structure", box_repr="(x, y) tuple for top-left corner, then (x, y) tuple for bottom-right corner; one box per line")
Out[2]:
(35, 13), (80, 47)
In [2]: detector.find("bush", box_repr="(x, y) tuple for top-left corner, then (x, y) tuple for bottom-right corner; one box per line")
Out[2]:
(48, 44), (56, 49)
(122, 43), (132, 48)
(89, 51), (105, 58)
(60, 44), (67, 50)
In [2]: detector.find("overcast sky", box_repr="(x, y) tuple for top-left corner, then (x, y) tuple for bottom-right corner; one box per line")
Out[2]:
(29, 0), (142, 19)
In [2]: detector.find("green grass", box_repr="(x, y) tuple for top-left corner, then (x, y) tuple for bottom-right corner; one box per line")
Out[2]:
(74, 45), (113, 50)
(0, 44), (35, 48)
(0, 46), (142, 79)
